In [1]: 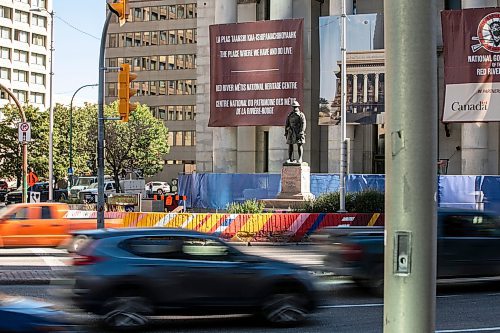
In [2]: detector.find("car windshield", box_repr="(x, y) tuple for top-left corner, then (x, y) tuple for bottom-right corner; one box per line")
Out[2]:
(87, 183), (98, 189)
(75, 178), (95, 186)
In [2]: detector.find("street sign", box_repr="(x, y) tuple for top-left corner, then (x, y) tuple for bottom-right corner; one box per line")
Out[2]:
(29, 191), (40, 203)
(68, 167), (74, 175)
(18, 122), (31, 142)
(27, 172), (38, 187)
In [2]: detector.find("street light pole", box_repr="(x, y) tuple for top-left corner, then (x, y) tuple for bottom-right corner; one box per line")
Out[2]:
(30, 6), (54, 201)
(338, 0), (347, 212)
(69, 84), (98, 190)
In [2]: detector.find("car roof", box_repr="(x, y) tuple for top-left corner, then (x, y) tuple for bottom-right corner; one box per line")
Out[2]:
(72, 227), (211, 239)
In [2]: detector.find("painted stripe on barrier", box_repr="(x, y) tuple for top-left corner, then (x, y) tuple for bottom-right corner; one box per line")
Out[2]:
(305, 213), (326, 236)
(154, 213), (176, 227)
(288, 214), (310, 233)
(238, 213), (273, 234)
(367, 213), (380, 226)
(181, 214), (198, 229)
(221, 214), (251, 239)
(214, 214), (238, 235)
(198, 214), (225, 233)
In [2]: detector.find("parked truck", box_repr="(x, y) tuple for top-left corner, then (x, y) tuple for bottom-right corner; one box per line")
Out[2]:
(313, 208), (500, 295)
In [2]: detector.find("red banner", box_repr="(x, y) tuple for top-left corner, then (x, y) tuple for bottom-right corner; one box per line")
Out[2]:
(442, 8), (500, 122)
(209, 19), (304, 127)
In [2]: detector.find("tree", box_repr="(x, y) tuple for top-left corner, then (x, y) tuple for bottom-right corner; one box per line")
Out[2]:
(104, 103), (169, 191)
(0, 105), (49, 185)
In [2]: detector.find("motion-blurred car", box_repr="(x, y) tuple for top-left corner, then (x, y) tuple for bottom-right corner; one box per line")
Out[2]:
(0, 293), (77, 332)
(71, 228), (320, 330)
(145, 181), (170, 195)
(0, 202), (123, 249)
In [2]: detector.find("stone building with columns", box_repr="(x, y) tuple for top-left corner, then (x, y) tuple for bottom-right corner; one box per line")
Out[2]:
(107, 0), (497, 179)
(197, 0), (500, 177)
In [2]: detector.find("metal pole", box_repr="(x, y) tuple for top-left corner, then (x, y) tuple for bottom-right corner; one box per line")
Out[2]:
(383, 0), (437, 332)
(338, 0), (347, 212)
(0, 83), (28, 203)
(48, 9), (54, 201)
(98, 7), (115, 228)
(69, 84), (98, 191)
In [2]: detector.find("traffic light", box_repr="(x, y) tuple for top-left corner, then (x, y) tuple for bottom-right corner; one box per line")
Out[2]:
(108, 0), (128, 26)
(117, 63), (137, 122)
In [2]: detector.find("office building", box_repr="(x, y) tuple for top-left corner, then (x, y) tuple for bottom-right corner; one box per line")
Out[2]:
(0, 0), (51, 109)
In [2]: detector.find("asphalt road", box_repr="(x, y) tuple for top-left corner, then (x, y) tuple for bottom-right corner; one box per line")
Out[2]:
(3, 282), (500, 332)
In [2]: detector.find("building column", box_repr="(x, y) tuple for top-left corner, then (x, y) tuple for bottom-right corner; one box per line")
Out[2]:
(375, 73), (380, 103)
(213, 0), (238, 173)
(460, 0), (494, 174)
(363, 74), (368, 103)
(268, 0), (294, 172)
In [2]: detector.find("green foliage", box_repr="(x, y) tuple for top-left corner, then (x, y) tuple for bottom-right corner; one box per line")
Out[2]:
(0, 105), (49, 183)
(295, 190), (384, 213)
(227, 199), (265, 214)
(104, 103), (169, 191)
(351, 189), (385, 213)
(0, 102), (169, 187)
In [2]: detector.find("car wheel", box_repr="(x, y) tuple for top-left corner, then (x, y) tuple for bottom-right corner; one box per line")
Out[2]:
(103, 295), (152, 331)
(67, 235), (89, 253)
(157, 189), (163, 195)
(261, 293), (308, 326)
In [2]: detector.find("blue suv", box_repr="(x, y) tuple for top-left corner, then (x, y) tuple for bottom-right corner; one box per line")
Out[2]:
(71, 228), (320, 330)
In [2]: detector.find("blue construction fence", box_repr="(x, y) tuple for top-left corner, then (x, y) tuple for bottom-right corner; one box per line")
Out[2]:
(179, 173), (500, 212)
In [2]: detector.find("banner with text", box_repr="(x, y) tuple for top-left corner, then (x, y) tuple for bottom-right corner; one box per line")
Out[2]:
(442, 8), (500, 122)
(209, 19), (304, 127)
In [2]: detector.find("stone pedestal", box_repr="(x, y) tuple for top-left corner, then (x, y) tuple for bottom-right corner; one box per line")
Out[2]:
(260, 163), (315, 210)
(278, 164), (314, 200)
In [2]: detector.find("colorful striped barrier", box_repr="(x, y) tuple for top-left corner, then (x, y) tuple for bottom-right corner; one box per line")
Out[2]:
(122, 212), (384, 242)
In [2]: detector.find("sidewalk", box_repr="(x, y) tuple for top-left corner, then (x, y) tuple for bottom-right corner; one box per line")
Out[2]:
(0, 268), (71, 285)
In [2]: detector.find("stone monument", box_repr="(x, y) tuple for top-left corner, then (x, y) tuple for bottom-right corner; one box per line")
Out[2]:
(261, 101), (314, 209)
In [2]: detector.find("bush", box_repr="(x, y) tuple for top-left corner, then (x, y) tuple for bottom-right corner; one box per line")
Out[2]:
(295, 189), (384, 213)
(227, 199), (265, 214)
(351, 189), (385, 213)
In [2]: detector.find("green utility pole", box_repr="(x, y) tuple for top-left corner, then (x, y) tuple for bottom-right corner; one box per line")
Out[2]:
(383, 0), (437, 332)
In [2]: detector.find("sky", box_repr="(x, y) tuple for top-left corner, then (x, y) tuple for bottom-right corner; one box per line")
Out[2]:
(52, 0), (104, 106)
(319, 14), (377, 101)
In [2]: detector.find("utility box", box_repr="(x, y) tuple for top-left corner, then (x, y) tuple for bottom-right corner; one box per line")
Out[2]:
(141, 199), (165, 212)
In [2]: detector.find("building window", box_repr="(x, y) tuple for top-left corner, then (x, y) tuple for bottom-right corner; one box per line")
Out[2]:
(185, 131), (193, 146)
(177, 4), (185, 19)
(32, 33), (46, 46)
(107, 82), (117, 97)
(32, 0), (47, 9)
(13, 69), (28, 82)
(13, 89), (27, 103)
(14, 10), (29, 23)
(108, 33), (118, 48)
(30, 72), (45, 85)
(31, 52), (45, 65)
(15, 0), (29, 4)
(0, 6), (12, 19)
(175, 131), (183, 146)
(0, 47), (10, 60)
(32, 14), (46, 27)
(168, 5), (176, 19)
(0, 67), (10, 80)
(133, 7), (143, 21)
(1, 27), (11, 40)
(14, 29), (28, 43)
(167, 132), (173, 146)
(168, 30), (177, 44)
(13, 50), (28, 63)
(30, 92), (44, 104)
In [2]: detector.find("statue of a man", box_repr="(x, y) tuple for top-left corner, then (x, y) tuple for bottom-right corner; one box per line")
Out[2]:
(284, 101), (306, 164)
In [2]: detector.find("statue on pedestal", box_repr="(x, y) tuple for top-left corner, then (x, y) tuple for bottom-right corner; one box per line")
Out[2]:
(284, 101), (306, 164)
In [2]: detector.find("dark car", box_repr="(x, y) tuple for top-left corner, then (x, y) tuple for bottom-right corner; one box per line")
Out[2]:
(5, 182), (68, 205)
(313, 208), (500, 295)
(0, 293), (77, 332)
(71, 228), (320, 330)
